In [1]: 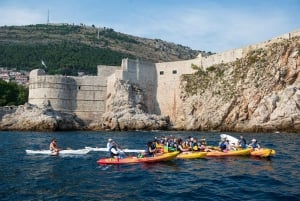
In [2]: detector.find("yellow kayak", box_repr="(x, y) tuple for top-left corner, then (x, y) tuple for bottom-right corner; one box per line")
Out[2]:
(177, 151), (207, 159)
(206, 148), (252, 157)
(250, 148), (276, 158)
(97, 151), (179, 164)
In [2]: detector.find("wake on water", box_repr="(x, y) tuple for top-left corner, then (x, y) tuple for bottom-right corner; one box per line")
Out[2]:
(98, 165), (112, 171)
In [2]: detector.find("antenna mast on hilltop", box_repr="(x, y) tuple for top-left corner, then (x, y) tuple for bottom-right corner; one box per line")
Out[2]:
(47, 9), (50, 24)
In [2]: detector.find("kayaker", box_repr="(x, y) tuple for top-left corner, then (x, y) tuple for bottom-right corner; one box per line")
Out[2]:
(199, 139), (212, 152)
(239, 136), (247, 148)
(109, 142), (121, 159)
(191, 138), (199, 151)
(145, 141), (157, 157)
(49, 138), (59, 155)
(219, 138), (227, 152)
(177, 138), (190, 152)
(107, 138), (113, 151)
(248, 139), (260, 150)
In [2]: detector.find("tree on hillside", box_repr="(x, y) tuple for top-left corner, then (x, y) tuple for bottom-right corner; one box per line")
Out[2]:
(0, 79), (29, 106)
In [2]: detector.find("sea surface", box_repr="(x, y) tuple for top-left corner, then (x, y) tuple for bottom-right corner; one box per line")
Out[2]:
(0, 131), (299, 201)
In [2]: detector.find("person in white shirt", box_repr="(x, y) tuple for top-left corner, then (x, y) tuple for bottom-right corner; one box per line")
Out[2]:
(109, 142), (121, 158)
(107, 138), (113, 151)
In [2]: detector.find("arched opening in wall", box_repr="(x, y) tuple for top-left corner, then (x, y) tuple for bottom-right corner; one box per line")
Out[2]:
(160, 71), (164, 75)
(172, 70), (177, 74)
(78, 86), (81, 90)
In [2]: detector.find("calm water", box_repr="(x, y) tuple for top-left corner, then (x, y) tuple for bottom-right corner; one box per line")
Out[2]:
(0, 131), (299, 201)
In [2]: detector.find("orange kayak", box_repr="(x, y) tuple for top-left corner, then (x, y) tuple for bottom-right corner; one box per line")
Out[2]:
(177, 151), (207, 159)
(97, 151), (179, 165)
(250, 148), (276, 157)
(206, 148), (252, 157)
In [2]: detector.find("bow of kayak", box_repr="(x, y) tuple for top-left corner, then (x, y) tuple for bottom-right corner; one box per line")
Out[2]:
(250, 148), (276, 157)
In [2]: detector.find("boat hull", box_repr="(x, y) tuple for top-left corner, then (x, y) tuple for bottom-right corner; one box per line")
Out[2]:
(206, 148), (252, 157)
(177, 151), (207, 159)
(251, 148), (276, 157)
(97, 151), (179, 164)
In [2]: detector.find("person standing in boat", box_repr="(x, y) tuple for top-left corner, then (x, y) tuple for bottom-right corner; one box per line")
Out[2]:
(49, 138), (59, 155)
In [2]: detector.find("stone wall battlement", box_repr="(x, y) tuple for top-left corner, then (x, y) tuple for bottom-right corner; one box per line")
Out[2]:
(200, 29), (300, 68)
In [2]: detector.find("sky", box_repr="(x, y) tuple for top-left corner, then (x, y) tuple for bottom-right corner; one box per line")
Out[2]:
(0, 0), (299, 53)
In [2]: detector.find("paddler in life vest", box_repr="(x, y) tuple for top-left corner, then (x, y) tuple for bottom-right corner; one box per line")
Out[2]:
(219, 137), (227, 152)
(49, 138), (59, 155)
(248, 139), (260, 151)
(145, 141), (157, 157)
(109, 142), (121, 159)
(191, 138), (199, 151)
(199, 139), (212, 152)
(239, 136), (247, 149)
(177, 138), (190, 152)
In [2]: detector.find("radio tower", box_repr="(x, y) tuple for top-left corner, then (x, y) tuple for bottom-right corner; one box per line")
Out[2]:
(47, 9), (50, 24)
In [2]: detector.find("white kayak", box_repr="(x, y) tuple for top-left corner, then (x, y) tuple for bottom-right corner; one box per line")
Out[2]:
(85, 146), (144, 153)
(220, 134), (239, 146)
(26, 149), (90, 155)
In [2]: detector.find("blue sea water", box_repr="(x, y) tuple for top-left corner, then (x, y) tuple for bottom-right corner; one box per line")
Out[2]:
(0, 131), (299, 201)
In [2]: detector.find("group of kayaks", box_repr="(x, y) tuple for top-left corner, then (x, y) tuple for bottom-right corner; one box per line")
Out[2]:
(97, 147), (275, 165)
(97, 134), (276, 165)
(25, 134), (276, 165)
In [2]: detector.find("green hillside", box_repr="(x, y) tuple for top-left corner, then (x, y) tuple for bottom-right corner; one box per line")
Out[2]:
(0, 24), (205, 75)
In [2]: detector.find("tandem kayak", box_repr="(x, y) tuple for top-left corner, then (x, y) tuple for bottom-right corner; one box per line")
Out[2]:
(25, 149), (90, 155)
(206, 148), (252, 157)
(176, 151), (207, 159)
(250, 148), (276, 158)
(97, 151), (180, 165)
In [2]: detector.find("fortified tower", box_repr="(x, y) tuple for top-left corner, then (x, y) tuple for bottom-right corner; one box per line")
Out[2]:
(28, 67), (118, 121)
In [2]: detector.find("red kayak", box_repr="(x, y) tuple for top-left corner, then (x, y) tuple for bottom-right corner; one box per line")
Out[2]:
(97, 151), (179, 165)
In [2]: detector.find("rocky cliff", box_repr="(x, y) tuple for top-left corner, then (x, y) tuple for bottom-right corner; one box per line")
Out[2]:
(88, 80), (170, 131)
(178, 36), (300, 132)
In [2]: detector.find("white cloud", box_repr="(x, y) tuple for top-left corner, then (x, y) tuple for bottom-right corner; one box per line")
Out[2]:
(114, 5), (299, 52)
(0, 7), (45, 26)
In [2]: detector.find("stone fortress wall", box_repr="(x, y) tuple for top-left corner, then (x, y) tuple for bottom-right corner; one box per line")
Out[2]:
(29, 67), (117, 121)
(28, 29), (300, 123)
(200, 29), (300, 68)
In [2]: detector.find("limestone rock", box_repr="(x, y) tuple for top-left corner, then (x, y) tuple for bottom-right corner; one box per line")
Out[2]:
(88, 80), (170, 131)
(178, 37), (300, 132)
(0, 103), (85, 131)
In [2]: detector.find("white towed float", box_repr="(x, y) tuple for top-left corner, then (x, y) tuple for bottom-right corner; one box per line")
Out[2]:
(25, 149), (90, 155)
